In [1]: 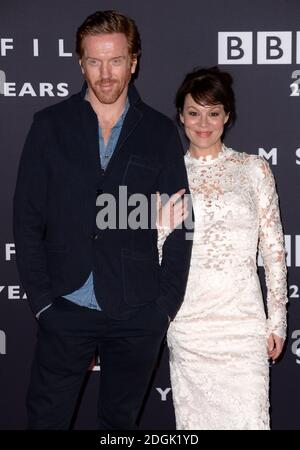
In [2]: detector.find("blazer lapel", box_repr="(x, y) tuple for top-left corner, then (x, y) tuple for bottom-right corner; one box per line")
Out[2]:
(103, 104), (143, 179)
(69, 82), (143, 186)
(75, 96), (101, 190)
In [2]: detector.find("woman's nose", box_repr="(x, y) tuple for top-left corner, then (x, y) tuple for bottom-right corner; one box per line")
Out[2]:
(198, 114), (208, 127)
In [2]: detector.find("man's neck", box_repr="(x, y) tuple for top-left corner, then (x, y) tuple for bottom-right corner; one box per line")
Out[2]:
(86, 87), (128, 129)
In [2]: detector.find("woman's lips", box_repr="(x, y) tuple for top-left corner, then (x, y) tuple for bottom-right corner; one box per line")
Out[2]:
(195, 131), (212, 138)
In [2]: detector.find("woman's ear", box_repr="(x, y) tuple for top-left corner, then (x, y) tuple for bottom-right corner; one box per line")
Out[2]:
(180, 112), (184, 125)
(224, 112), (230, 125)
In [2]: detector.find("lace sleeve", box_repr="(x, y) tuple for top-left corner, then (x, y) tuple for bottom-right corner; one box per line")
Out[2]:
(157, 226), (172, 265)
(256, 158), (288, 339)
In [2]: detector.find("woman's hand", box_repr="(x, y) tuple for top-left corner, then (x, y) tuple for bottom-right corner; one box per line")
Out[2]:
(267, 333), (285, 362)
(156, 188), (188, 231)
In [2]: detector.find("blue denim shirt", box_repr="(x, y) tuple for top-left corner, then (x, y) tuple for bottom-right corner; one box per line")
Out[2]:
(62, 99), (130, 310)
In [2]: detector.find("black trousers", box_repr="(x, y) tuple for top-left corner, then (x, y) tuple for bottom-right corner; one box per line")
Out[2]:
(26, 297), (169, 430)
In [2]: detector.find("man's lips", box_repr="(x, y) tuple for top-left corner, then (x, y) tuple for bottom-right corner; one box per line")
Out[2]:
(99, 83), (114, 90)
(97, 81), (116, 90)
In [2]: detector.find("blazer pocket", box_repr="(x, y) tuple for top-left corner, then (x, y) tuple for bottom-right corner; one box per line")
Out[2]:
(121, 155), (161, 194)
(122, 248), (159, 307)
(45, 242), (67, 280)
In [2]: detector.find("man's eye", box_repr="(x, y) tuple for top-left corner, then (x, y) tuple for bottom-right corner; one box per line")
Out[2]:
(111, 59), (122, 65)
(88, 59), (98, 66)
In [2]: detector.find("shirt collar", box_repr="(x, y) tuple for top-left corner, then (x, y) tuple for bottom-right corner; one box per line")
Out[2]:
(84, 88), (130, 129)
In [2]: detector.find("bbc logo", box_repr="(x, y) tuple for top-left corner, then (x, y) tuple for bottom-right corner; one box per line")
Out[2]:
(218, 31), (300, 64)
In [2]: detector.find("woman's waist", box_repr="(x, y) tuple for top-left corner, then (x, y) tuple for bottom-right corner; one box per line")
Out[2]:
(190, 249), (257, 269)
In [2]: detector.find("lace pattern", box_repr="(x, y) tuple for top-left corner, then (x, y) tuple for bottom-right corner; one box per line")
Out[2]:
(157, 146), (287, 430)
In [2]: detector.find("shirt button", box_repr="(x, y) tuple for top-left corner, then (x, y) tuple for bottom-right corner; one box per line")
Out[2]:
(90, 233), (99, 240)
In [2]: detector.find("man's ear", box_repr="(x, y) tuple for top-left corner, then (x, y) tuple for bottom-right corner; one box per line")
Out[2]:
(79, 60), (85, 75)
(131, 55), (138, 74)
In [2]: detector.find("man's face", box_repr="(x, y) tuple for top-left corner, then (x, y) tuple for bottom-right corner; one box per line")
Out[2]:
(80, 33), (137, 104)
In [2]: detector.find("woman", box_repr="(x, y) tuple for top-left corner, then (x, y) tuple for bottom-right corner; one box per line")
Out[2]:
(157, 67), (287, 430)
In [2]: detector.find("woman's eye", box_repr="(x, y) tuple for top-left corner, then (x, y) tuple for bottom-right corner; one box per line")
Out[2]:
(210, 112), (220, 117)
(188, 111), (198, 116)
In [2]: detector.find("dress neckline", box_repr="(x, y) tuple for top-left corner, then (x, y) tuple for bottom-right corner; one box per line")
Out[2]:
(185, 144), (228, 165)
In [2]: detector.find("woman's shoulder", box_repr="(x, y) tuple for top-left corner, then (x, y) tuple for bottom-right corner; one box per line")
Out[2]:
(226, 146), (270, 171)
(225, 147), (273, 185)
(226, 146), (261, 163)
(229, 149), (272, 182)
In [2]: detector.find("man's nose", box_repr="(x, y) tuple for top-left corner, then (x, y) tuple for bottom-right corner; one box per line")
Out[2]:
(100, 62), (111, 78)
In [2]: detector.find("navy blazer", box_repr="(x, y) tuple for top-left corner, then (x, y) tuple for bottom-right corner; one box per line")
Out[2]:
(13, 83), (193, 320)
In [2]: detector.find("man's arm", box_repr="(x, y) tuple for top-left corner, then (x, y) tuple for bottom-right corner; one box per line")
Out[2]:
(156, 125), (194, 320)
(13, 114), (54, 316)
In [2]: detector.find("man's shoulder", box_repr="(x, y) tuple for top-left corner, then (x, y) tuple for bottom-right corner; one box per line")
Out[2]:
(129, 83), (175, 130)
(138, 100), (176, 131)
(33, 91), (81, 122)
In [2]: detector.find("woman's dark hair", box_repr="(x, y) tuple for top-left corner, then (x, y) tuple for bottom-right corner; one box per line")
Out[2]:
(175, 66), (236, 130)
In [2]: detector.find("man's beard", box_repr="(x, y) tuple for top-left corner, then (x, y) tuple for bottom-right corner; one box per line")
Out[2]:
(93, 78), (127, 104)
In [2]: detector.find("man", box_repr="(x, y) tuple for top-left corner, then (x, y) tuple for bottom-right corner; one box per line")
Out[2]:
(13, 10), (192, 429)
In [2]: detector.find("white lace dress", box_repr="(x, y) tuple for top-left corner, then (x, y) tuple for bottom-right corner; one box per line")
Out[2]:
(158, 145), (287, 430)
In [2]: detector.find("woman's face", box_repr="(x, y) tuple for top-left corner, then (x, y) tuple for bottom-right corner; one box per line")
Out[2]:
(180, 94), (229, 154)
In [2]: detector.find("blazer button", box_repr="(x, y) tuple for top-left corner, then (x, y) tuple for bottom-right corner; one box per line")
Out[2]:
(90, 232), (99, 240)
